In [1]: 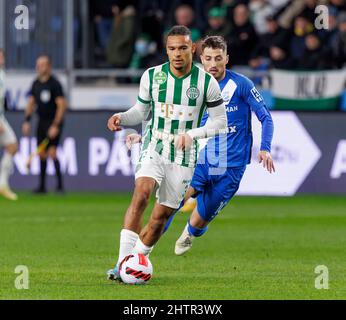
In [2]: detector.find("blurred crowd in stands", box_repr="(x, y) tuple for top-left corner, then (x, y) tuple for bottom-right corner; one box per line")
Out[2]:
(88, 0), (346, 71)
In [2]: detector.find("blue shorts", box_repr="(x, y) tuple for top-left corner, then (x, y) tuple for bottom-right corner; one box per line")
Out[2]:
(190, 163), (246, 222)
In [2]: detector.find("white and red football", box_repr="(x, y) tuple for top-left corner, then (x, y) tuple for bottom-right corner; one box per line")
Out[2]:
(119, 253), (153, 284)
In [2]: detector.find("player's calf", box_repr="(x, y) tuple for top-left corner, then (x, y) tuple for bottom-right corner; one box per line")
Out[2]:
(123, 178), (156, 232)
(108, 177), (156, 278)
(131, 203), (175, 259)
(140, 203), (175, 247)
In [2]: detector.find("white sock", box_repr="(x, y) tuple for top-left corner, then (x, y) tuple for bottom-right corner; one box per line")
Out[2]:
(0, 152), (14, 188)
(132, 238), (154, 256)
(117, 229), (139, 266)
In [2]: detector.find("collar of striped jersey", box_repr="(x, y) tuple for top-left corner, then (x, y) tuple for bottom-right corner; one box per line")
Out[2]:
(168, 62), (195, 81)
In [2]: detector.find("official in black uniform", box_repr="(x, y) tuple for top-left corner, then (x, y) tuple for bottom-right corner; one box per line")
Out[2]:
(22, 55), (67, 193)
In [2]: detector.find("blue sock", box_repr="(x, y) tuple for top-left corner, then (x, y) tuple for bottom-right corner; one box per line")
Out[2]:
(187, 220), (208, 237)
(162, 211), (177, 234)
(162, 198), (186, 235)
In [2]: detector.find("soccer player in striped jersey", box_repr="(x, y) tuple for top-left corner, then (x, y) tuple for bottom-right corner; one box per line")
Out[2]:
(173, 36), (275, 255)
(0, 49), (18, 201)
(106, 26), (227, 280)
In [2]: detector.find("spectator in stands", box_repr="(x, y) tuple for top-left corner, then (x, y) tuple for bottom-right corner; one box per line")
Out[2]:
(140, 9), (165, 53)
(106, 1), (137, 68)
(297, 32), (331, 70)
(300, 0), (321, 24)
(330, 0), (346, 12)
(290, 15), (314, 62)
(332, 12), (346, 68)
(164, 0), (209, 31)
(278, 0), (327, 30)
(315, 5), (341, 66)
(228, 4), (258, 66)
(269, 45), (293, 69)
(90, 0), (117, 52)
(250, 15), (291, 69)
(249, 0), (275, 35)
(130, 33), (165, 70)
(205, 7), (232, 38)
(170, 4), (201, 42)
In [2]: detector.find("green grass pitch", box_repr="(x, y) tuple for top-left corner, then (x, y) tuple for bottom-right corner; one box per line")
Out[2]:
(0, 193), (345, 300)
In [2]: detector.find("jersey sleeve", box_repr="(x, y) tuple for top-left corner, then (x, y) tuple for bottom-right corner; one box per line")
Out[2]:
(137, 69), (151, 106)
(116, 69), (152, 126)
(241, 77), (274, 152)
(28, 81), (36, 98)
(205, 76), (224, 108)
(242, 77), (266, 112)
(53, 80), (64, 99)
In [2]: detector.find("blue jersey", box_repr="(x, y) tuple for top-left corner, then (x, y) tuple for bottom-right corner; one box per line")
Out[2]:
(201, 70), (274, 168)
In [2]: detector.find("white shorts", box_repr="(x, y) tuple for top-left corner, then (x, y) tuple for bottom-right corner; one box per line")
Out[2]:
(135, 147), (194, 209)
(0, 117), (17, 147)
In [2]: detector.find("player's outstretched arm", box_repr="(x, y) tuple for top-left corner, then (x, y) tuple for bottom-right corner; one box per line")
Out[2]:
(187, 103), (227, 140)
(108, 69), (151, 132)
(176, 104), (227, 151)
(243, 77), (275, 174)
(107, 102), (151, 132)
(255, 108), (275, 173)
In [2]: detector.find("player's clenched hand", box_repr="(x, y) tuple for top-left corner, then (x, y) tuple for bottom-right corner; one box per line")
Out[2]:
(175, 134), (193, 151)
(107, 115), (122, 132)
(258, 151), (275, 174)
(22, 122), (31, 136)
(126, 133), (142, 149)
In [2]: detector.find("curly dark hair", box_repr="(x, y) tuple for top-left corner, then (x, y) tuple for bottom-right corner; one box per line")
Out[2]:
(201, 36), (227, 53)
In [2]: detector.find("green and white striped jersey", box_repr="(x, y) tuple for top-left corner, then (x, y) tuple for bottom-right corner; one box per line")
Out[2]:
(0, 69), (5, 117)
(137, 62), (223, 168)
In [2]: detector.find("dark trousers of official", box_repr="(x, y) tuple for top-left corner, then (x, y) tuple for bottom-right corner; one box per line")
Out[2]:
(37, 120), (64, 192)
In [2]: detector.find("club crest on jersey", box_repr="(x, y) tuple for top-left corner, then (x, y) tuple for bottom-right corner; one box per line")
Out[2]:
(154, 71), (167, 85)
(186, 86), (200, 100)
(222, 91), (231, 103)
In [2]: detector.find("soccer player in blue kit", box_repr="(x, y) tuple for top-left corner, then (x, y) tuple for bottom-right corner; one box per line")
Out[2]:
(172, 35), (275, 255)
